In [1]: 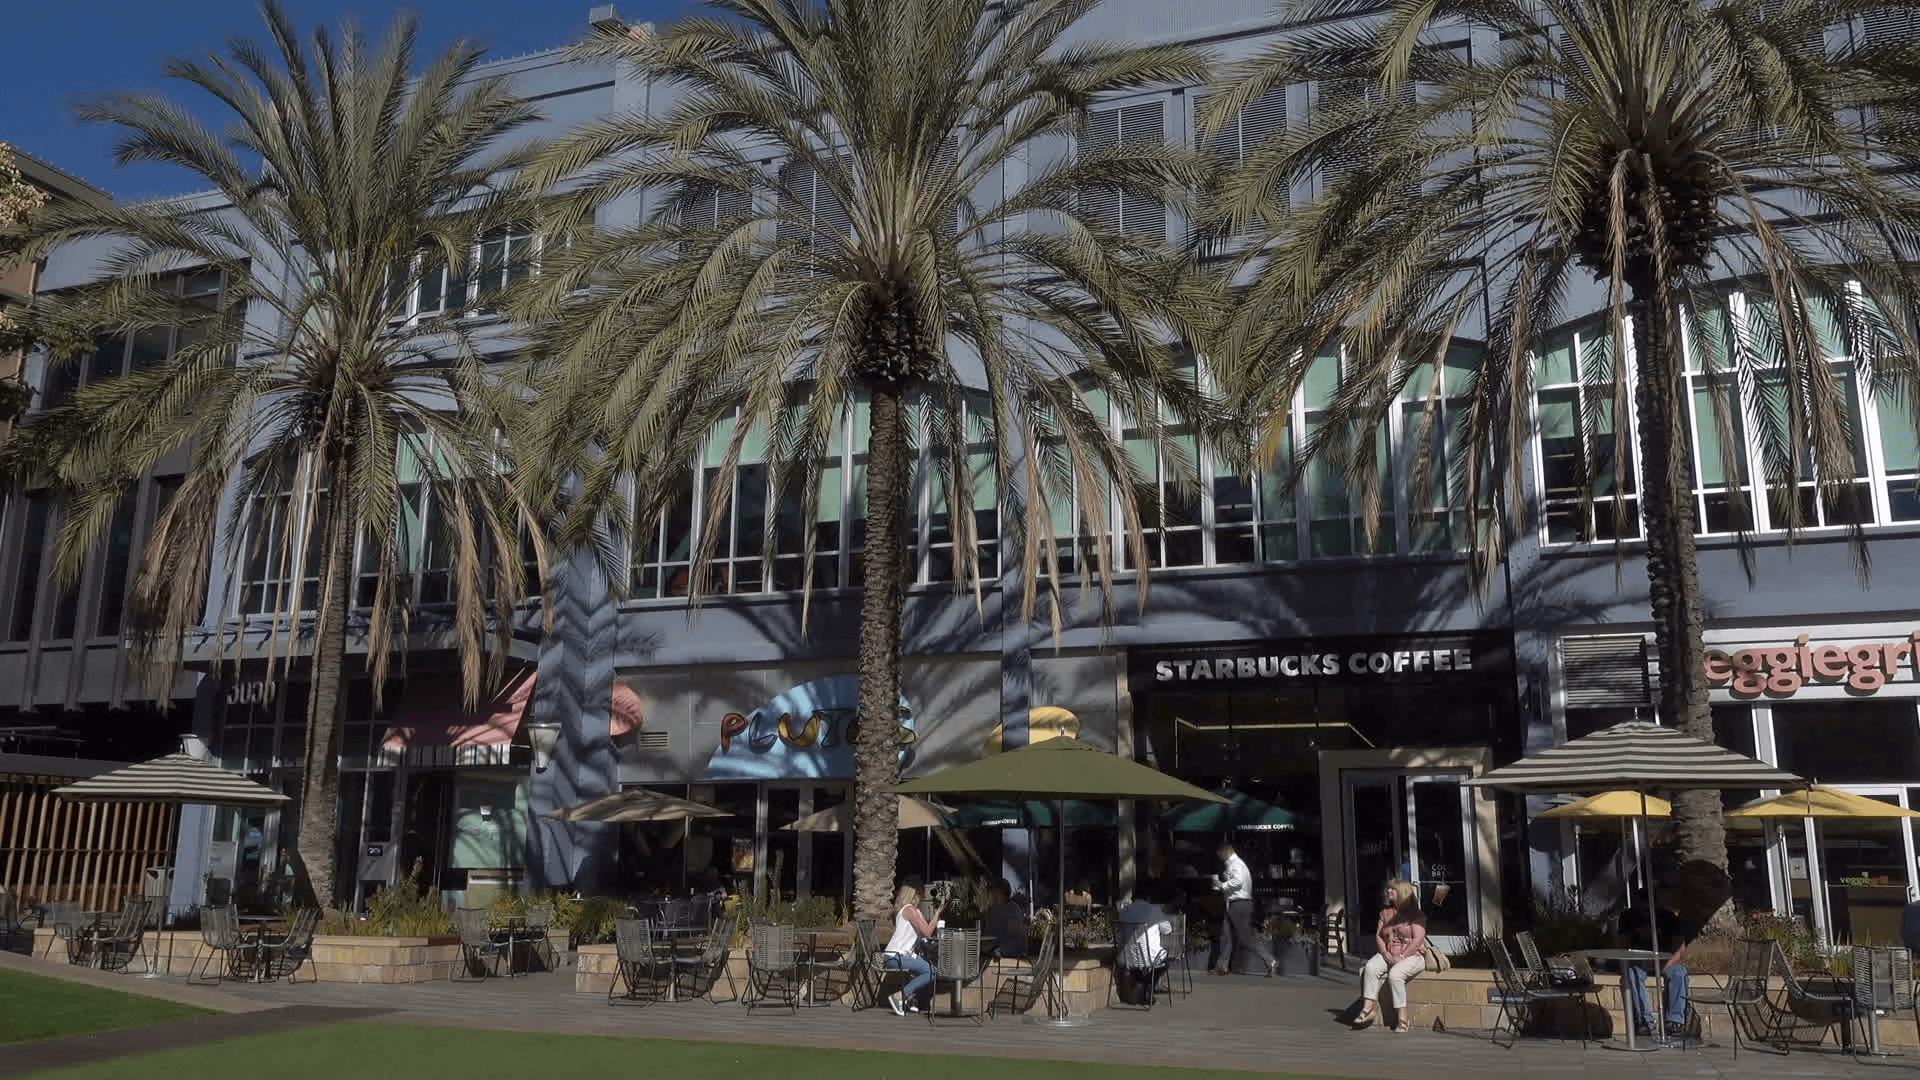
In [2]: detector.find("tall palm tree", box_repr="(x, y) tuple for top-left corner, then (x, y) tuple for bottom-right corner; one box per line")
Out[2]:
(2, 2), (545, 907)
(514, 0), (1214, 920)
(1202, 0), (1920, 869)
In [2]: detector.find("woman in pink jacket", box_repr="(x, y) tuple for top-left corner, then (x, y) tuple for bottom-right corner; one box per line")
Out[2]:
(1354, 878), (1427, 1032)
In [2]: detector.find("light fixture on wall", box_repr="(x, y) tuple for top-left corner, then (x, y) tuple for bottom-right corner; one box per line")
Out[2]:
(526, 720), (562, 773)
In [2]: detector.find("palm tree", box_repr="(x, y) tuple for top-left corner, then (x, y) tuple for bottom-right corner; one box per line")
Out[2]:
(2, 2), (545, 907)
(514, 0), (1214, 920)
(1201, 0), (1920, 869)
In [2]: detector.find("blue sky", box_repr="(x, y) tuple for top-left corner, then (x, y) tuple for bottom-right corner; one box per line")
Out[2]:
(3, 0), (699, 200)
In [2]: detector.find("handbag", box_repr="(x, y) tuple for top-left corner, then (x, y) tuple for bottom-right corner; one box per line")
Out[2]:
(1420, 939), (1450, 973)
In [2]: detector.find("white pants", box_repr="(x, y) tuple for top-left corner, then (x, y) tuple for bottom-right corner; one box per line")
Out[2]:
(1361, 952), (1426, 1008)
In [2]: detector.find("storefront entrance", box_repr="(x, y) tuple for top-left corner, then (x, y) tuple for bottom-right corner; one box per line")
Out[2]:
(1342, 769), (1481, 952)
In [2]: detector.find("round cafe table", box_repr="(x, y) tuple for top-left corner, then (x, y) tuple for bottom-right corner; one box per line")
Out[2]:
(1577, 948), (1671, 1052)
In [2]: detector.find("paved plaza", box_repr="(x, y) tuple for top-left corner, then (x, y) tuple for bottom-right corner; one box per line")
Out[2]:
(11, 948), (1920, 1080)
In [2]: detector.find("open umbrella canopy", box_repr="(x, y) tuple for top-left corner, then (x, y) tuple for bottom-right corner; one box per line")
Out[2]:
(1160, 789), (1298, 832)
(1465, 722), (1805, 793)
(894, 736), (1229, 803)
(783, 796), (950, 832)
(1537, 791), (1674, 819)
(543, 789), (731, 824)
(1727, 786), (1920, 820)
(56, 753), (288, 807)
(942, 799), (1116, 830)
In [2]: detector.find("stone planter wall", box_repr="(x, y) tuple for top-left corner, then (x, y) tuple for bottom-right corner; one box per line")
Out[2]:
(309, 935), (463, 983)
(575, 943), (1114, 1018)
(1403, 967), (1920, 1048)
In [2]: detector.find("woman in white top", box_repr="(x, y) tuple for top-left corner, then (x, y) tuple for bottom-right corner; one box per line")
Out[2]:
(883, 882), (943, 1016)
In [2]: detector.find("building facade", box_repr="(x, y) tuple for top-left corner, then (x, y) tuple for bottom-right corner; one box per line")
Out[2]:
(5, 2), (1918, 945)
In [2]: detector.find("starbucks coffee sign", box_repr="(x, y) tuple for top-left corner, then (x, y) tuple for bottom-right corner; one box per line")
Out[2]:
(1128, 633), (1510, 692)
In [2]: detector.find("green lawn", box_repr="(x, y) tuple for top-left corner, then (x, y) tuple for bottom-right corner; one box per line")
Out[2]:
(27, 1022), (1339, 1079)
(0, 967), (211, 1045)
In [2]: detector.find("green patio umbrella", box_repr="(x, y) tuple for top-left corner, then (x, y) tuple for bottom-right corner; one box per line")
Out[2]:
(1159, 788), (1298, 833)
(941, 799), (1117, 830)
(895, 737), (1226, 1025)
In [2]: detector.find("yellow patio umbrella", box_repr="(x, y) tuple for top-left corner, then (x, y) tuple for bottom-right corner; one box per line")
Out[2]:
(1539, 791), (1673, 911)
(1728, 787), (1920, 946)
(1728, 787), (1920, 820)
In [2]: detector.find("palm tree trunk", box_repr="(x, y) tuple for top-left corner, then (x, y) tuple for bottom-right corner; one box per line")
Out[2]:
(852, 383), (910, 923)
(1628, 275), (1725, 872)
(292, 454), (356, 910)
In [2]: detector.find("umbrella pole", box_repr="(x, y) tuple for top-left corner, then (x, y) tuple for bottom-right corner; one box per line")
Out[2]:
(1638, 790), (1665, 1049)
(1027, 797), (1085, 1027)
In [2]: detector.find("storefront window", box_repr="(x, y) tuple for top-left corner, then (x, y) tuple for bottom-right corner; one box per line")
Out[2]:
(1773, 701), (1920, 783)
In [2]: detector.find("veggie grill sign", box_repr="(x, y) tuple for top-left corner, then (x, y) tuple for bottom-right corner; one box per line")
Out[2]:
(1706, 632), (1920, 697)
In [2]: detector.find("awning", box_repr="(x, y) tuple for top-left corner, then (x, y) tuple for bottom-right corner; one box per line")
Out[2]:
(383, 673), (645, 749)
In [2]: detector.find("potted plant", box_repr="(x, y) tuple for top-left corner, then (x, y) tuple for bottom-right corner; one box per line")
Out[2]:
(1266, 916), (1319, 976)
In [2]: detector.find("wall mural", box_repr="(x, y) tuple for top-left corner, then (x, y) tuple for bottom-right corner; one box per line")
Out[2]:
(705, 673), (918, 781)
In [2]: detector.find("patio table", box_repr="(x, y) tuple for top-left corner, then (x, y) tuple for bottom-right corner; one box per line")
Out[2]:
(1578, 948), (1671, 1052)
(490, 915), (528, 975)
(651, 925), (706, 1000)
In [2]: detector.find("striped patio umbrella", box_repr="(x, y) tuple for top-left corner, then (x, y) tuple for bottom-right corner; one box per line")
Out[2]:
(56, 752), (289, 807)
(1464, 721), (1804, 793)
(1469, 721), (1804, 996)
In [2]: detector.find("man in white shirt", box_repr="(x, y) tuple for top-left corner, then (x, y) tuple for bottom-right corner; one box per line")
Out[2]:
(1209, 838), (1275, 977)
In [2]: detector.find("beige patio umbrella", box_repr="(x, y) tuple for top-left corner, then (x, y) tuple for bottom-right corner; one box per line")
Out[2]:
(542, 789), (731, 823)
(781, 795), (950, 832)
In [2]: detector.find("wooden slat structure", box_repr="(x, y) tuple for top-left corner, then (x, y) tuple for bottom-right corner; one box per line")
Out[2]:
(1, 755), (179, 911)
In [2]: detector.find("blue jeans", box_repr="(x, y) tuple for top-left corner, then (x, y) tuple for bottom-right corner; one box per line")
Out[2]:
(885, 952), (935, 1001)
(1626, 961), (1688, 1028)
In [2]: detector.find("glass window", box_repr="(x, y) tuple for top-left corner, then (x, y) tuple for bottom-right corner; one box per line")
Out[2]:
(1773, 701), (1920, 783)
(7, 492), (53, 641)
(94, 493), (138, 637)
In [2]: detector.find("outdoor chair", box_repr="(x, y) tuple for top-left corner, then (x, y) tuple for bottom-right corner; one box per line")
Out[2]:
(1514, 930), (1603, 1027)
(521, 903), (557, 971)
(260, 907), (320, 983)
(988, 932), (1057, 1019)
(1319, 908), (1349, 972)
(1686, 937), (1773, 1058)
(452, 906), (511, 981)
(1488, 939), (1589, 1048)
(92, 897), (156, 974)
(794, 917), (860, 1005)
(1775, 942), (1858, 1053)
(744, 921), (802, 1014)
(671, 911), (739, 1004)
(1164, 913), (1194, 998)
(849, 919), (902, 1010)
(187, 905), (245, 985)
(1109, 922), (1173, 1010)
(39, 900), (81, 962)
(0, 888), (23, 949)
(928, 927), (985, 1024)
(609, 916), (670, 1004)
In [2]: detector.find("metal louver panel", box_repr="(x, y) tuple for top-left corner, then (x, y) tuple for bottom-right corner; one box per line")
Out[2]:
(678, 181), (753, 229)
(1318, 80), (1405, 189)
(1560, 634), (1656, 708)
(775, 158), (855, 251)
(635, 730), (671, 753)
(1081, 101), (1167, 241)
(1861, 8), (1917, 46)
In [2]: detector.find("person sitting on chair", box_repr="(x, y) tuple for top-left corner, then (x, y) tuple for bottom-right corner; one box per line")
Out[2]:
(1115, 885), (1175, 1005)
(1616, 888), (1698, 1039)
(883, 881), (944, 1017)
(982, 878), (1027, 960)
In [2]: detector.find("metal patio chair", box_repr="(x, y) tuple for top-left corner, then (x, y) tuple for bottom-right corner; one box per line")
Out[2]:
(260, 907), (320, 983)
(1488, 938), (1589, 1048)
(988, 932), (1057, 1019)
(609, 916), (670, 1004)
(37, 900), (81, 962)
(452, 907), (509, 981)
(521, 903), (557, 971)
(92, 898), (156, 974)
(743, 921), (802, 1014)
(1109, 922), (1174, 1010)
(1685, 937), (1773, 1057)
(671, 911), (740, 1004)
(187, 905), (245, 984)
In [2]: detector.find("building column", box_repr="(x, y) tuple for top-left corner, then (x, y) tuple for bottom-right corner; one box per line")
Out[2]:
(167, 675), (223, 918)
(526, 549), (620, 893)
